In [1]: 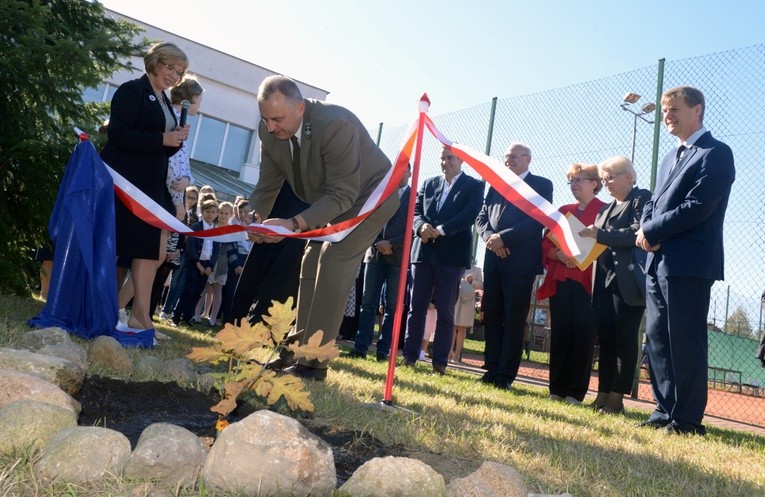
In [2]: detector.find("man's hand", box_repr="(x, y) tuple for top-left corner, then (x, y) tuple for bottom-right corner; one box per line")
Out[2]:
(375, 240), (394, 255)
(418, 223), (440, 243)
(556, 249), (578, 269)
(494, 247), (510, 259)
(635, 228), (660, 252)
(485, 233), (504, 252)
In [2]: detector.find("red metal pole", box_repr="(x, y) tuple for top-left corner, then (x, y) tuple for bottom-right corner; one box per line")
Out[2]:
(382, 94), (430, 404)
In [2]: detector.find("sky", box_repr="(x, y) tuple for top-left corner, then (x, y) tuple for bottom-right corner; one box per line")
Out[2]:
(98, 0), (765, 131)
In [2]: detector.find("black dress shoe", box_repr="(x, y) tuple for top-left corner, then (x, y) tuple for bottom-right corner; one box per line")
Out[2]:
(401, 358), (417, 368)
(375, 353), (389, 362)
(637, 419), (671, 429)
(494, 378), (512, 390)
(432, 363), (446, 375)
(479, 372), (496, 384)
(282, 364), (327, 381)
(341, 350), (366, 359)
(265, 356), (296, 371)
(666, 422), (706, 436)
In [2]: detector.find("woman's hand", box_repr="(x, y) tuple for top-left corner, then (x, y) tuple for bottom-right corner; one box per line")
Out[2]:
(579, 225), (598, 239)
(163, 126), (190, 147)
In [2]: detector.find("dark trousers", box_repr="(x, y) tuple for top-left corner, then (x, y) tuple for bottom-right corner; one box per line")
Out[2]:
(645, 270), (712, 431)
(403, 260), (462, 367)
(229, 240), (305, 327)
(594, 282), (644, 394)
(548, 279), (597, 400)
(353, 258), (403, 357)
(174, 263), (208, 324)
(162, 253), (186, 317)
(482, 269), (536, 385)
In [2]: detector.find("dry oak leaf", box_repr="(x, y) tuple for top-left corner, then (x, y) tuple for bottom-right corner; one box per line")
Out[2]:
(187, 346), (227, 364)
(216, 321), (268, 356)
(272, 374), (315, 412)
(253, 370), (314, 412)
(289, 330), (341, 362)
(211, 381), (245, 416)
(260, 298), (296, 344)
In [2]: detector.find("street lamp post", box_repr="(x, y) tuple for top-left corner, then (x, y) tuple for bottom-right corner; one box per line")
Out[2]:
(620, 92), (656, 163)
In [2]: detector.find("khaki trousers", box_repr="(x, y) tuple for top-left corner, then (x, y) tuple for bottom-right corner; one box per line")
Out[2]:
(295, 192), (400, 369)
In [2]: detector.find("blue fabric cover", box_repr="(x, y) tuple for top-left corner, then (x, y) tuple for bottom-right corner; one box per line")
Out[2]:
(29, 141), (120, 341)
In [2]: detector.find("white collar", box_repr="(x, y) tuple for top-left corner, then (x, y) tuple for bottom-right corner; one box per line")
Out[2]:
(679, 126), (707, 147)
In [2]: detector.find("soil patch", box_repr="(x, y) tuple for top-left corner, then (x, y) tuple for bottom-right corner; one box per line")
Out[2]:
(73, 376), (403, 484)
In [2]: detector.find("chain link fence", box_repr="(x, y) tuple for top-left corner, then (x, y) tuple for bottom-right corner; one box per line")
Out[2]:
(372, 44), (765, 428)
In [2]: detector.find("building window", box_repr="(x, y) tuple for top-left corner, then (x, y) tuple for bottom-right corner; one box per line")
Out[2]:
(192, 115), (226, 166)
(221, 124), (253, 171)
(82, 83), (118, 103)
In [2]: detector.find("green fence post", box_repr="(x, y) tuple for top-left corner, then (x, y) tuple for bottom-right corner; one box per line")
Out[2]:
(649, 58), (665, 191)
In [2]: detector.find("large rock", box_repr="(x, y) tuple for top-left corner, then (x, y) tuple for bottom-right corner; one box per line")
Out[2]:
(0, 347), (85, 395)
(123, 422), (206, 486)
(162, 358), (195, 382)
(337, 456), (445, 497)
(19, 327), (72, 350)
(135, 355), (164, 376)
(203, 410), (336, 497)
(35, 426), (131, 484)
(0, 369), (81, 415)
(446, 461), (529, 497)
(0, 400), (77, 455)
(88, 336), (134, 375)
(20, 327), (87, 369)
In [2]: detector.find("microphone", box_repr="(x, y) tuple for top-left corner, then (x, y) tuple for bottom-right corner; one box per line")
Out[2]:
(179, 100), (190, 128)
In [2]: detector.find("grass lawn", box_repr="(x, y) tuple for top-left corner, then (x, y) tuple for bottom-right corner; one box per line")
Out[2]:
(2, 294), (764, 496)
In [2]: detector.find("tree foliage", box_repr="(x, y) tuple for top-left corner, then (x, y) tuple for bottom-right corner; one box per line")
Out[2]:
(0, 0), (147, 294)
(724, 306), (754, 338)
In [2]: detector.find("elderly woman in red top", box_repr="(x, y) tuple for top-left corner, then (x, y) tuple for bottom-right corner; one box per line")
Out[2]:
(538, 163), (605, 404)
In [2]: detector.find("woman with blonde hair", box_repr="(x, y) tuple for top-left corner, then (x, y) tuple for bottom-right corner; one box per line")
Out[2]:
(102, 42), (190, 344)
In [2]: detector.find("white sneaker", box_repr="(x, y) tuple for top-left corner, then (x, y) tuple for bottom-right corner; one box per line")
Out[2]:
(419, 350), (427, 361)
(159, 312), (171, 321)
(118, 308), (129, 325)
(155, 331), (171, 340)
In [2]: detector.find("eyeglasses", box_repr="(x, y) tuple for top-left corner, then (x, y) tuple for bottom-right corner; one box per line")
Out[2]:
(160, 61), (185, 79)
(504, 154), (529, 160)
(602, 171), (627, 183)
(567, 177), (592, 185)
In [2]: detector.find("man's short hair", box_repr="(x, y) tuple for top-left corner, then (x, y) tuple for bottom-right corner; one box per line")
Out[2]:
(662, 86), (705, 123)
(257, 75), (303, 104)
(507, 142), (532, 159)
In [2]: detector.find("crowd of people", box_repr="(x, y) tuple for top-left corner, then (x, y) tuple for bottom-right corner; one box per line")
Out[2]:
(100, 40), (734, 436)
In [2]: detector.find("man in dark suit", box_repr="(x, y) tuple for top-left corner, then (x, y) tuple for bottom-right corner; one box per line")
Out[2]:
(636, 86), (735, 435)
(401, 146), (484, 374)
(476, 143), (553, 389)
(345, 164), (412, 361)
(247, 75), (399, 380)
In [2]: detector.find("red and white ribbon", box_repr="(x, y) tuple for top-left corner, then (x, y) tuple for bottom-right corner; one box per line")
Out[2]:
(99, 102), (578, 256)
